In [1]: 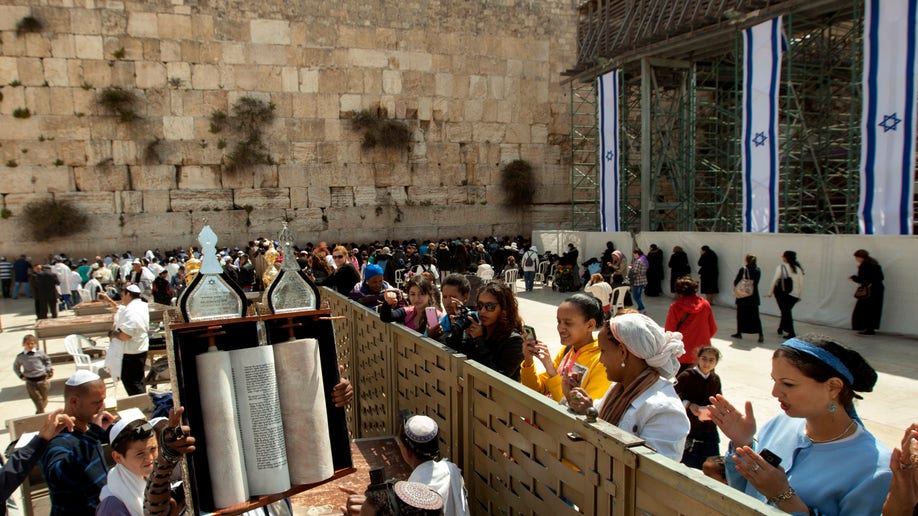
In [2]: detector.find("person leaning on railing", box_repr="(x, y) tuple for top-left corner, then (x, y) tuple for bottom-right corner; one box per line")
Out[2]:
(520, 294), (609, 404)
(454, 281), (525, 381)
(567, 311), (690, 461)
(708, 335), (891, 515)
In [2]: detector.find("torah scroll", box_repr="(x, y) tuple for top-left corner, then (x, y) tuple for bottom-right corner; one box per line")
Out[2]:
(274, 338), (334, 484)
(230, 345), (292, 496)
(195, 349), (248, 508)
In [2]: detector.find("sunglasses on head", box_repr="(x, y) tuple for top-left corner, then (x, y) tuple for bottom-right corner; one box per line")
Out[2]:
(477, 302), (499, 312)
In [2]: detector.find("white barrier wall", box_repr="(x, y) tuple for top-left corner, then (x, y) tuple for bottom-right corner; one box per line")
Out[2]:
(534, 231), (918, 337)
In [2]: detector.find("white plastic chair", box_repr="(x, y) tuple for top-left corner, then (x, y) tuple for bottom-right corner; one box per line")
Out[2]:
(609, 286), (630, 316)
(63, 334), (107, 375)
(76, 288), (91, 305)
(502, 268), (519, 292)
(534, 261), (549, 284)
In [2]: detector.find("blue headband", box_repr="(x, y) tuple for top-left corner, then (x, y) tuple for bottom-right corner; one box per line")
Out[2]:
(780, 338), (854, 385)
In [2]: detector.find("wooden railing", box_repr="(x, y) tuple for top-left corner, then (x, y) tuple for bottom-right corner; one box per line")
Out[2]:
(324, 289), (780, 515)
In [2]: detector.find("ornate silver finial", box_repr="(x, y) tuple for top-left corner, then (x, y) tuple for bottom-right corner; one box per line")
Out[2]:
(279, 221), (299, 271)
(197, 225), (223, 274)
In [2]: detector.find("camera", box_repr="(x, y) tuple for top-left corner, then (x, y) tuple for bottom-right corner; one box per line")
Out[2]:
(451, 305), (479, 333)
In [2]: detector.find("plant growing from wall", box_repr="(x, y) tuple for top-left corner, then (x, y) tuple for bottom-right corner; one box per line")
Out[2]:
(97, 87), (139, 122)
(500, 159), (536, 206)
(13, 107), (30, 119)
(350, 109), (411, 150)
(22, 199), (88, 240)
(1, 208), (11, 219)
(217, 97), (276, 172)
(112, 47), (126, 59)
(15, 16), (43, 36)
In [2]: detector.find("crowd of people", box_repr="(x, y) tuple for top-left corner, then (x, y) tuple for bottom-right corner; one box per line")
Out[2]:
(2, 235), (907, 515)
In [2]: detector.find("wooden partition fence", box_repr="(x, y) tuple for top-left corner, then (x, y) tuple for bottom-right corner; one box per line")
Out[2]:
(323, 289), (780, 515)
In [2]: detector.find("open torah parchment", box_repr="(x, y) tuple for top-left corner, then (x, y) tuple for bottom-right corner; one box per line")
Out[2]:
(194, 337), (334, 509)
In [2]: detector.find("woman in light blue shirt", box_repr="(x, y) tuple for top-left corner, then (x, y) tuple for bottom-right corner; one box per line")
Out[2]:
(709, 335), (891, 515)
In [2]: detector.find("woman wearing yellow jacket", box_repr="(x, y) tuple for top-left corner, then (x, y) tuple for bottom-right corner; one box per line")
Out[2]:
(520, 294), (610, 403)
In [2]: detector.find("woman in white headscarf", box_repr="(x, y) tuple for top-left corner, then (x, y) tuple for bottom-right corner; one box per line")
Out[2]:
(568, 312), (690, 460)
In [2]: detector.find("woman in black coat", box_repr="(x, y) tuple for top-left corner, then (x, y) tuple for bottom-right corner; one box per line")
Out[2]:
(849, 249), (885, 335)
(645, 244), (665, 296)
(668, 246), (691, 293)
(697, 245), (720, 302)
(731, 254), (763, 342)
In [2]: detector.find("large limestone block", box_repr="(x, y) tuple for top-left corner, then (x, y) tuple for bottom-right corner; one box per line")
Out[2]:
(142, 190), (170, 212)
(0, 167), (36, 194)
(163, 116), (194, 140)
(130, 165), (176, 190)
(233, 188), (290, 209)
(220, 169), (254, 189)
(43, 58), (70, 87)
(135, 61), (165, 89)
(122, 211), (195, 241)
(0, 117), (41, 140)
(50, 34), (75, 58)
(158, 14), (192, 40)
(406, 186), (448, 206)
(300, 69), (318, 93)
(17, 58), (44, 86)
(342, 164), (374, 187)
(55, 192), (115, 214)
(250, 19), (290, 45)
(191, 64), (219, 90)
(254, 165), (278, 188)
(118, 191), (144, 214)
(74, 165), (130, 192)
(279, 164), (315, 188)
(178, 165), (221, 189)
(23, 34), (51, 59)
(112, 140), (138, 166)
(248, 44), (288, 66)
(0, 6), (30, 31)
(348, 48), (388, 68)
(329, 186), (354, 208)
(307, 186), (331, 208)
(289, 186), (308, 208)
(192, 14), (215, 41)
(353, 186), (376, 206)
(127, 12), (158, 38)
(30, 166), (74, 193)
(74, 35), (104, 60)
(170, 189), (232, 212)
(2, 193), (53, 215)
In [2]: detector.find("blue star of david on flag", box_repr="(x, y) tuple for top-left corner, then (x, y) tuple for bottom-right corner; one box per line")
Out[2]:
(878, 113), (901, 133)
(604, 150), (614, 161)
(752, 132), (768, 147)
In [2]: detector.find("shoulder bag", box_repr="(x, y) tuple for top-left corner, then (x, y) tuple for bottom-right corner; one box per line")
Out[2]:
(734, 267), (754, 299)
(776, 265), (793, 294)
(854, 284), (871, 299)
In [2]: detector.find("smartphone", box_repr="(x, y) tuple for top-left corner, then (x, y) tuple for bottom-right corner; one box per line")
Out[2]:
(425, 306), (439, 328)
(759, 448), (782, 468)
(523, 325), (537, 342)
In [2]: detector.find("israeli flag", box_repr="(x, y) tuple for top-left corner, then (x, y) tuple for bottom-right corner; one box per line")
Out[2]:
(859, 0), (918, 235)
(742, 17), (783, 233)
(598, 70), (620, 232)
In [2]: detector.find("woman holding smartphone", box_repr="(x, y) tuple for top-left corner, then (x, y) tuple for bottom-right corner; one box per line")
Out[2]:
(380, 275), (442, 335)
(520, 294), (610, 403)
(709, 335), (890, 515)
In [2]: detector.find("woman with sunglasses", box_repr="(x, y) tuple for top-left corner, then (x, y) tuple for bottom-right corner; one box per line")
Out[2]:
(457, 281), (525, 381)
(567, 311), (690, 461)
(326, 245), (361, 295)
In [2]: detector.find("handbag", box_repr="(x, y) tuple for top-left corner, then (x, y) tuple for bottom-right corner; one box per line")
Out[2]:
(775, 265), (793, 294)
(733, 268), (754, 299)
(854, 284), (871, 299)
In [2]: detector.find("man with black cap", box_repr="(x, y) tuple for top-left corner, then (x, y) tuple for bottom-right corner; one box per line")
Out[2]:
(100, 285), (149, 395)
(40, 370), (116, 515)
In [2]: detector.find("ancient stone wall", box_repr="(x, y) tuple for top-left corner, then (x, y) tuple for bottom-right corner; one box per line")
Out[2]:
(0, 0), (576, 256)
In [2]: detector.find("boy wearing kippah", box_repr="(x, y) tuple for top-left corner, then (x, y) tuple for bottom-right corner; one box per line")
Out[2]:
(13, 334), (52, 413)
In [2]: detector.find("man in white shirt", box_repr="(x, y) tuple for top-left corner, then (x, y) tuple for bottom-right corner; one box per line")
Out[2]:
(103, 285), (149, 395)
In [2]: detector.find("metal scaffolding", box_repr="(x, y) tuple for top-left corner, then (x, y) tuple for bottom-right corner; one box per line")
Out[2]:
(566, 0), (908, 234)
(570, 80), (600, 231)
